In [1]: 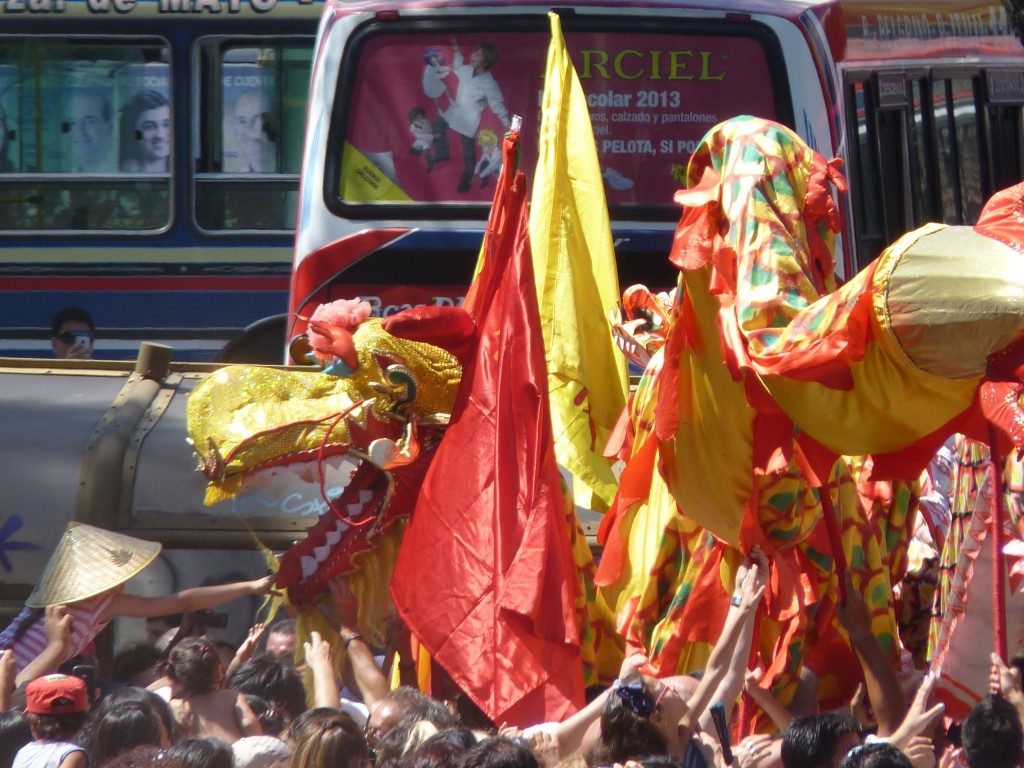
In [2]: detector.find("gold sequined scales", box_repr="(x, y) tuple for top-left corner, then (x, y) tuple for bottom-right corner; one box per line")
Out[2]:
(187, 319), (463, 499)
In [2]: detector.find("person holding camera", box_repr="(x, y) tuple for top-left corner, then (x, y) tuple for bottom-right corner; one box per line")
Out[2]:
(50, 306), (94, 360)
(0, 522), (274, 687)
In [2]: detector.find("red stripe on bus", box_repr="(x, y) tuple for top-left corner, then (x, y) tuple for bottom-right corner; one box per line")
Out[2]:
(289, 228), (410, 313)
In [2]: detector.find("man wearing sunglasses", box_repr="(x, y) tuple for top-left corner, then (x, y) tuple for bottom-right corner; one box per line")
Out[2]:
(51, 306), (95, 360)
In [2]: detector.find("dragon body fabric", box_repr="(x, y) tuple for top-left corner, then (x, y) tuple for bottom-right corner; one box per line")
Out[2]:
(187, 308), (471, 639)
(596, 116), (1024, 714)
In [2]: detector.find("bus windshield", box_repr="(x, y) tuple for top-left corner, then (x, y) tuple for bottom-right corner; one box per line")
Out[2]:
(333, 20), (787, 216)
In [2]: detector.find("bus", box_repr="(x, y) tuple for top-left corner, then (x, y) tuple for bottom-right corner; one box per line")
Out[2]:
(0, 0), (323, 361)
(286, 0), (1024, 361)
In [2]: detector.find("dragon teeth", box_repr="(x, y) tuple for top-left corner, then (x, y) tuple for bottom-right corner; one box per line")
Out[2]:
(325, 529), (342, 546)
(300, 556), (318, 578)
(314, 544), (331, 561)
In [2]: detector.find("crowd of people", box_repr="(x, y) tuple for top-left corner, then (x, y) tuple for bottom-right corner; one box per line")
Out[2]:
(1, 519), (1022, 768)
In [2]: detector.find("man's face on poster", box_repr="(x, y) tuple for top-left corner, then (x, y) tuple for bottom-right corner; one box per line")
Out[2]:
(66, 90), (113, 172)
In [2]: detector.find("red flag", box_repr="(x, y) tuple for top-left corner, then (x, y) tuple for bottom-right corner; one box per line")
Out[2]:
(390, 131), (585, 727)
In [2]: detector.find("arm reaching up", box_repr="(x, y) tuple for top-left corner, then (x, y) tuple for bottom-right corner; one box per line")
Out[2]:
(15, 604), (73, 686)
(836, 572), (906, 737)
(680, 548), (768, 743)
(319, 577), (389, 712)
(305, 630), (342, 709)
(700, 548), (771, 733)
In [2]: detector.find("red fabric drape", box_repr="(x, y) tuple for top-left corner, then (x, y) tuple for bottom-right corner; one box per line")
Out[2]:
(390, 132), (585, 727)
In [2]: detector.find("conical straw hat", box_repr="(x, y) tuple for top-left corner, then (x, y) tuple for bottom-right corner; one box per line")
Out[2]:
(26, 522), (161, 607)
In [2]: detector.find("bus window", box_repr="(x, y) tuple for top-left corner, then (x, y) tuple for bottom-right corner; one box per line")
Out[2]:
(194, 40), (311, 232)
(0, 38), (171, 232)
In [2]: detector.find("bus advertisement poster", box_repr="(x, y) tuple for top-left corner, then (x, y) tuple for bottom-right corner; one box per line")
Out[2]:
(52, 64), (119, 174)
(338, 30), (777, 207)
(0, 66), (19, 173)
(223, 63), (278, 174)
(118, 63), (171, 174)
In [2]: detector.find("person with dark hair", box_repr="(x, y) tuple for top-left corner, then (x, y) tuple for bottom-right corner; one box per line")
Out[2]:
(401, 735), (469, 768)
(285, 707), (348, 746)
(166, 635), (261, 743)
(264, 620), (297, 665)
(162, 738), (233, 768)
(837, 742), (913, 768)
(593, 672), (672, 762)
(50, 307), (94, 360)
(111, 643), (165, 688)
(961, 695), (1023, 768)
(244, 694), (285, 738)
(456, 736), (538, 768)
(77, 686), (175, 761)
(399, 727), (479, 768)
(285, 711), (367, 768)
(86, 701), (167, 766)
(95, 745), (163, 768)
(363, 686), (457, 751)
(372, 715), (438, 765)
(14, 674), (90, 768)
(0, 711), (33, 768)
(781, 713), (862, 768)
(119, 90), (171, 173)
(144, 615), (182, 648)
(593, 551), (768, 766)
(227, 655), (307, 725)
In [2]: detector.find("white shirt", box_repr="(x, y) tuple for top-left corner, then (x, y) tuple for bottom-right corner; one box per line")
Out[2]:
(443, 50), (510, 138)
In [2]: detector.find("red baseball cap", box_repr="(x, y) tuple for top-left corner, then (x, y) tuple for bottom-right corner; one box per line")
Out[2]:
(24, 674), (88, 714)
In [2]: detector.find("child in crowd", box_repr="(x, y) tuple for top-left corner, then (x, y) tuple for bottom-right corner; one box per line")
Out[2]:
(167, 635), (262, 744)
(13, 674), (89, 768)
(0, 522), (273, 688)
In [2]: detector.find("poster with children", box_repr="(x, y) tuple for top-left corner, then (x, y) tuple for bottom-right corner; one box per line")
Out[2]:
(339, 30), (778, 207)
(117, 64), (171, 173)
(222, 64), (278, 173)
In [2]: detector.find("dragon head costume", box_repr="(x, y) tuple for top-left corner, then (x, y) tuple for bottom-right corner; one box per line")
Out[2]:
(187, 301), (474, 636)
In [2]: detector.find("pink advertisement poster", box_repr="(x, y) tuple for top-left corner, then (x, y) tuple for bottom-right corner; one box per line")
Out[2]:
(340, 29), (778, 207)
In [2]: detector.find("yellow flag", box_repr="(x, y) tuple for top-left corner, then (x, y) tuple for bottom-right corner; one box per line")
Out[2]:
(530, 12), (628, 511)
